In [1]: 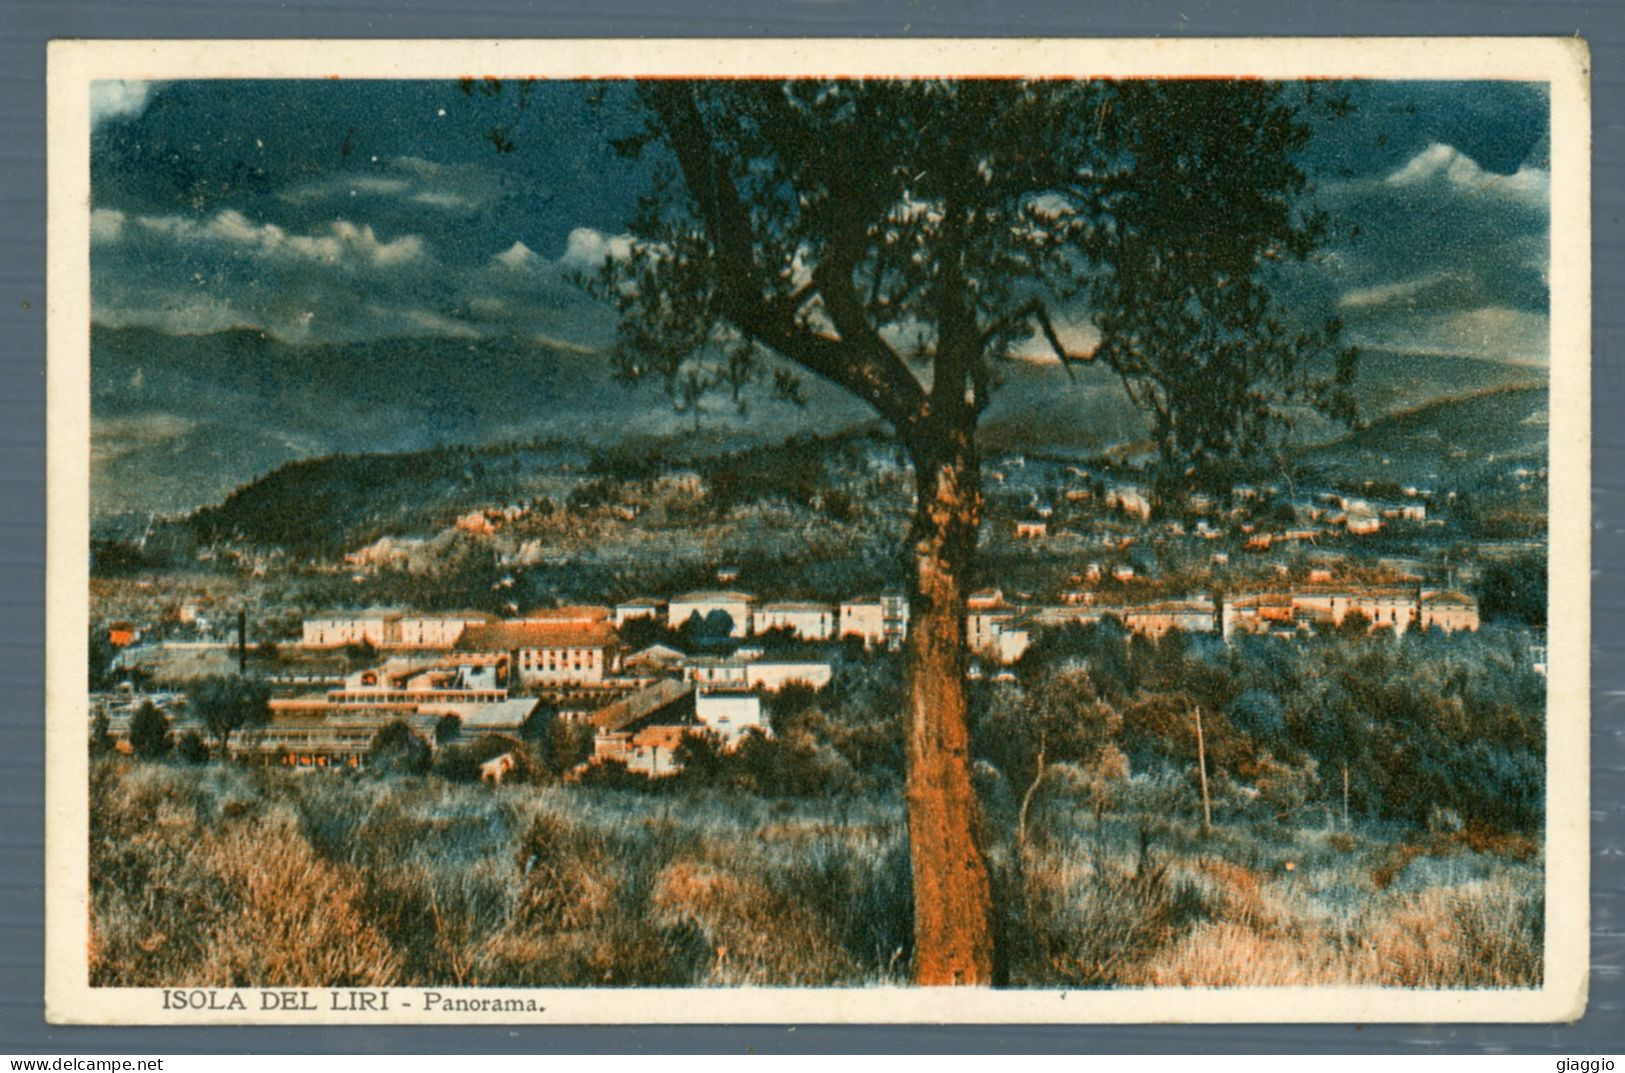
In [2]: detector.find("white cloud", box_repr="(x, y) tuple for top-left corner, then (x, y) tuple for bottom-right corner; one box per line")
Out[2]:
(1338, 271), (1462, 310)
(90, 208), (126, 244)
(279, 155), (495, 212)
(1353, 305), (1549, 365)
(1385, 142), (1549, 208)
(494, 241), (539, 270)
(532, 331), (603, 356)
(127, 209), (426, 267)
(91, 81), (158, 128)
(411, 190), (474, 210)
(559, 227), (634, 269)
(92, 291), (246, 337)
(376, 306), (483, 340)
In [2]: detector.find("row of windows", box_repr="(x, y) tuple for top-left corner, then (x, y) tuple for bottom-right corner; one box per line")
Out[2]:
(519, 648), (602, 670)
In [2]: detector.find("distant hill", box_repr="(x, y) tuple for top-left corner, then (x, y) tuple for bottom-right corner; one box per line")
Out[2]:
(90, 323), (1545, 520)
(175, 427), (903, 561)
(90, 325), (872, 519)
(1296, 383), (1548, 491)
(166, 385), (1550, 564)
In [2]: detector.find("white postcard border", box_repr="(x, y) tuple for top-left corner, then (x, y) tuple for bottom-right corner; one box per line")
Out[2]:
(44, 35), (1592, 1026)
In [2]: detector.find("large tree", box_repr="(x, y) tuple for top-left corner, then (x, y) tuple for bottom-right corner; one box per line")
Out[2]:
(189, 674), (270, 760)
(543, 78), (1352, 984)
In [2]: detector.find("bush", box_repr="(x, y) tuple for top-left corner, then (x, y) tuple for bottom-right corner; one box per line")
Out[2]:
(175, 731), (211, 765)
(433, 714), (463, 746)
(89, 710), (115, 757)
(129, 701), (172, 760)
(434, 734), (537, 784)
(367, 720), (431, 777)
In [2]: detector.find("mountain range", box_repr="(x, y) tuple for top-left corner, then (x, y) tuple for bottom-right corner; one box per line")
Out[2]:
(88, 324), (1546, 522)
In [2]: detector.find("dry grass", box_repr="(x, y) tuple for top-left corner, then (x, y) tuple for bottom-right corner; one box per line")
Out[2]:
(89, 760), (1542, 989)
(90, 760), (910, 988)
(1009, 792), (1543, 989)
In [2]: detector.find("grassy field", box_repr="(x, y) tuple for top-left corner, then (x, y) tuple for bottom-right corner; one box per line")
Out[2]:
(89, 758), (1541, 989)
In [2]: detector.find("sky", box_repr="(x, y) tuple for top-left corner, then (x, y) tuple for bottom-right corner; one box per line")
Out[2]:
(87, 78), (1553, 368)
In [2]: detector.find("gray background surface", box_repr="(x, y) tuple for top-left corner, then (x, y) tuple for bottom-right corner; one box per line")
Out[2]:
(1, 0), (1619, 1054)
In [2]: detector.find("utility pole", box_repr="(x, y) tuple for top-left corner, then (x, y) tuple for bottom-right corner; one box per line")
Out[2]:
(1193, 706), (1213, 837)
(237, 608), (247, 676)
(1342, 761), (1350, 830)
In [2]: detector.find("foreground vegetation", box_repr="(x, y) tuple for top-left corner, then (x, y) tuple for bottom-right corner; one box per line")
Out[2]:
(90, 754), (1540, 989)
(91, 619), (1546, 988)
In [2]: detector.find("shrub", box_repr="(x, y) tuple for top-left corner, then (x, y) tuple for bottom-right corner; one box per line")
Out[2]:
(129, 701), (172, 760)
(175, 731), (211, 765)
(433, 714), (463, 746)
(89, 710), (115, 757)
(367, 720), (431, 776)
(433, 734), (537, 784)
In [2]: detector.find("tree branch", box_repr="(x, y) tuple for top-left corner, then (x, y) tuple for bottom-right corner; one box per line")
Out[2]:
(643, 83), (927, 432)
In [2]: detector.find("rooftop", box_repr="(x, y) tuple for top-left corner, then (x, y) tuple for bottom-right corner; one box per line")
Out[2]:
(456, 621), (618, 651)
(593, 679), (694, 734)
(418, 699), (540, 731)
(630, 725), (690, 750)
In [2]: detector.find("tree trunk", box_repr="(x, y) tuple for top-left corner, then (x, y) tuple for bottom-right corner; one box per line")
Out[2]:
(903, 431), (995, 986)
(1016, 735), (1047, 863)
(1193, 706), (1213, 837)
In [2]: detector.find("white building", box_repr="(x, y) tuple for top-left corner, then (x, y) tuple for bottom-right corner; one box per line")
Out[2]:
(682, 659), (832, 693)
(968, 611), (1010, 658)
(301, 610), (493, 649)
(1419, 590), (1480, 633)
(987, 619), (1032, 665)
(1349, 589), (1418, 633)
(1122, 598), (1217, 639)
(682, 657), (749, 689)
(752, 601), (836, 641)
(301, 610), (401, 649)
(624, 725), (689, 777)
(395, 612), (495, 649)
(613, 598), (667, 628)
(326, 657), (510, 704)
(839, 595), (909, 649)
(1105, 484), (1153, 522)
(747, 661), (833, 692)
(668, 591), (755, 638)
(456, 619), (619, 686)
(695, 691), (766, 745)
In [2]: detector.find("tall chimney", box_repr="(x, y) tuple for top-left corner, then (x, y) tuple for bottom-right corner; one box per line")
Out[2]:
(238, 608), (248, 675)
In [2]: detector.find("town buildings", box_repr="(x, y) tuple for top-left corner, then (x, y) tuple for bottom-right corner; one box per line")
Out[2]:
(752, 600), (837, 641)
(300, 610), (496, 649)
(456, 614), (619, 686)
(667, 591), (755, 638)
(838, 595), (909, 650)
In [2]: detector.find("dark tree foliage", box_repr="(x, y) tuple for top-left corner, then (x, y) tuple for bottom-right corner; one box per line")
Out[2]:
(615, 615), (682, 652)
(671, 729), (853, 797)
(587, 80), (1354, 480)
(1479, 555), (1548, 627)
(128, 700), (172, 760)
(434, 713), (464, 747)
(1228, 689), (1286, 739)
(188, 675), (271, 758)
(175, 731), (211, 765)
(368, 719), (432, 777)
(88, 630), (116, 691)
(89, 710), (115, 758)
(974, 672), (1122, 795)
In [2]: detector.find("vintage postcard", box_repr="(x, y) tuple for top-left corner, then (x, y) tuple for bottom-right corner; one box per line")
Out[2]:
(45, 38), (1590, 1024)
